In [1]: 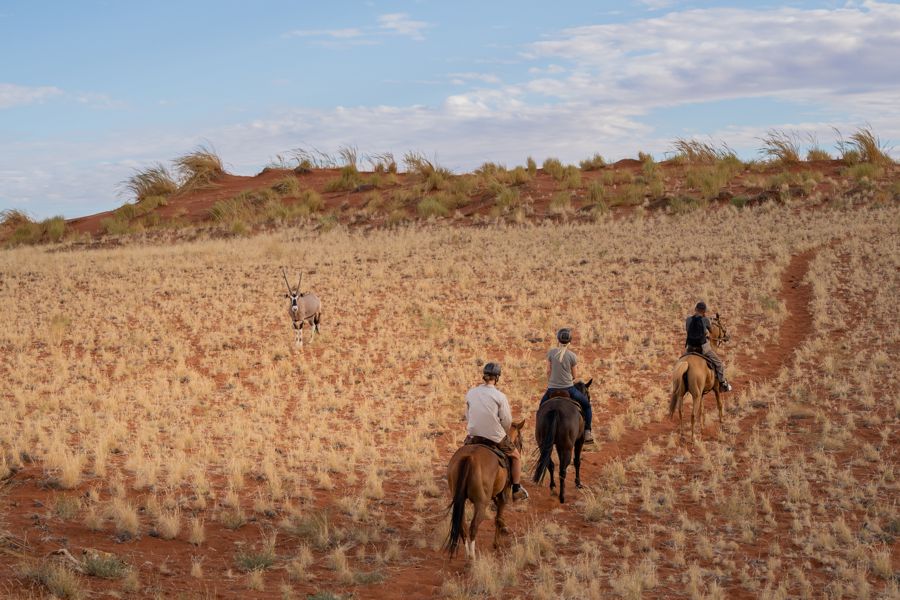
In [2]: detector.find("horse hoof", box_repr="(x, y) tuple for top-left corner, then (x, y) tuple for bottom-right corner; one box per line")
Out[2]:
(575, 482), (584, 489)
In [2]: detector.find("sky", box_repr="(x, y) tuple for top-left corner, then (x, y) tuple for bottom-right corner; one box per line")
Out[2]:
(1, 0), (899, 218)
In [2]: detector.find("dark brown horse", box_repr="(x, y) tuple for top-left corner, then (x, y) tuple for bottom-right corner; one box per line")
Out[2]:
(532, 380), (592, 504)
(444, 419), (525, 559)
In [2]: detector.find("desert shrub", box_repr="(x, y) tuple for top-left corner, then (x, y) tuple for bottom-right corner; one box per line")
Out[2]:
(119, 163), (178, 202)
(759, 129), (801, 163)
(843, 162), (883, 181)
(601, 170), (634, 186)
(670, 196), (704, 214)
(324, 165), (363, 192)
(670, 138), (735, 164)
(542, 157), (565, 180)
(843, 126), (894, 165)
(19, 560), (84, 599)
(235, 542), (276, 572)
(806, 148), (832, 161)
(549, 191), (572, 214)
(271, 176), (301, 196)
(338, 145), (359, 168)
(610, 184), (645, 206)
(404, 152), (452, 192)
(417, 196), (450, 218)
(587, 181), (606, 205)
(494, 186), (521, 211)
(367, 152), (398, 174)
(526, 156), (537, 176)
(579, 153), (606, 171)
(82, 553), (129, 579)
(731, 196), (750, 209)
(638, 151), (654, 163)
(175, 145), (224, 190)
(2, 211), (68, 246)
(100, 216), (136, 236)
(558, 166), (581, 189)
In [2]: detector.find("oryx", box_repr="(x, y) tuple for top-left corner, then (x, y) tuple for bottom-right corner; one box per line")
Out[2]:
(281, 268), (321, 346)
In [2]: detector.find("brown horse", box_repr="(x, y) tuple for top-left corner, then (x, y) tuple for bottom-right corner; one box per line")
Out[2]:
(669, 315), (729, 442)
(532, 380), (592, 504)
(444, 419), (525, 559)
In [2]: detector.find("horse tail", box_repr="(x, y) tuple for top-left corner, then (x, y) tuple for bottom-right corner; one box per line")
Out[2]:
(444, 455), (471, 556)
(532, 410), (559, 484)
(670, 361), (690, 418)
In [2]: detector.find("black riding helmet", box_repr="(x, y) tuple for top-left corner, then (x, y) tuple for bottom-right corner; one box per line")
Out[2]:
(557, 328), (572, 344)
(482, 362), (502, 379)
(695, 301), (707, 312)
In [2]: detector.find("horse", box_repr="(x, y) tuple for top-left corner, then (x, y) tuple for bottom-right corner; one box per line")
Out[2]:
(668, 314), (729, 442)
(532, 379), (592, 504)
(444, 419), (525, 559)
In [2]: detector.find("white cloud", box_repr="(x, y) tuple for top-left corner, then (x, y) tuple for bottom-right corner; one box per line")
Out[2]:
(448, 72), (502, 85)
(0, 83), (62, 109)
(377, 13), (430, 41)
(284, 13), (431, 46)
(525, 1), (900, 110)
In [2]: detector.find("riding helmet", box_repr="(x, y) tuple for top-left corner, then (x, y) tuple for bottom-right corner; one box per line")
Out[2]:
(556, 328), (572, 344)
(482, 362), (502, 378)
(695, 301), (707, 311)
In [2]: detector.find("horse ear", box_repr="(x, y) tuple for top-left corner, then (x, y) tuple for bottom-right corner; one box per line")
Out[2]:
(715, 312), (720, 320)
(586, 378), (593, 388)
(514, 418), (526, 430)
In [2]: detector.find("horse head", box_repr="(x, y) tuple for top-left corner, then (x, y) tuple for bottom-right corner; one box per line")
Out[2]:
(710, 313), (729, 346)
(509, 418), (526, 451)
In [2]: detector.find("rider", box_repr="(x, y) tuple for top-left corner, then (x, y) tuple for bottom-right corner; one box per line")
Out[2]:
(685, 301), (732, 392)
(539, 328), (594, 444)
(465, 362), (529, 501)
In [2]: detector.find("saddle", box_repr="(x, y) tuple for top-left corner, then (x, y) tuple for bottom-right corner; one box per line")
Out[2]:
(464, 436), (512, 490)
(680, 349), (716, 371)
(546, 389), (584, 417)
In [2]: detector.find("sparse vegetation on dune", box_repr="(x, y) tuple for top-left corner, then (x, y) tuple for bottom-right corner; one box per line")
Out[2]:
(174, 145), (225, 190)
(670, 138), (737, 164)
(1, 197), (897, 597)
(0, 210), (67, 246)
(119, 163), (178, 202)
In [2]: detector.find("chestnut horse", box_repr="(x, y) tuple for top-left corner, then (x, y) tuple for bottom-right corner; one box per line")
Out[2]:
(444, 419), (525, 559)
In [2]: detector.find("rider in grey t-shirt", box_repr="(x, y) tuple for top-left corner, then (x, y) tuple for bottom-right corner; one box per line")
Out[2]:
(539, 328), (594, 444)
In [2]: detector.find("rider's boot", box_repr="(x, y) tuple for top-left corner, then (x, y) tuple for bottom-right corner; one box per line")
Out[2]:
(512, 483), (529, 501)
(583, 429), (595, 445)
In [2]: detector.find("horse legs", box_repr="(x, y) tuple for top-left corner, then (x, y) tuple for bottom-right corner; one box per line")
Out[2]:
(714, 388), (723, 423)
(547, 458), (556, 492)
(689, 385), (703, 443)
(467, 501), (486, 559)
(558, 445), (572, 504)
(492, 495), (507, 549)
(573, 437), (585, 489)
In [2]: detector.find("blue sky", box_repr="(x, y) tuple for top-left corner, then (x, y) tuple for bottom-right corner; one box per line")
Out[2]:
(2, 0), (899, 218)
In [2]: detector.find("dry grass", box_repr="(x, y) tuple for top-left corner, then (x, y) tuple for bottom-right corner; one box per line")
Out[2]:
(670, 138), (736, 164)
(759, 129), (802, 164)
(119, 163), (178, 202)
(174, 145), (225, 190)
(0, 200), (897, 598)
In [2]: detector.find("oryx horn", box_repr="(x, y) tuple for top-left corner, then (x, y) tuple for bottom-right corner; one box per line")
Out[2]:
(297, 272), (303, 292)
(281, 267), (293, 293)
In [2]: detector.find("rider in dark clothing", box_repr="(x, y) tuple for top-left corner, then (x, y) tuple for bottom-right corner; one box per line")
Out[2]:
(685, 301), (732, 391)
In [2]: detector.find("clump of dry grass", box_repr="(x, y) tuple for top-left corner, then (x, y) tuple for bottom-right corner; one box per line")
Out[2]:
(404, 152), (452, 192)
(759, 130), (801, 164)
(119, 163), (178, 202)
(19, 560), (84, 599)
(670, 138), (736, 164)
(579, 153), (606, 171)
(845, 125), (894, 165)
(174, 145), (225, 190)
